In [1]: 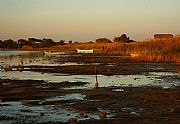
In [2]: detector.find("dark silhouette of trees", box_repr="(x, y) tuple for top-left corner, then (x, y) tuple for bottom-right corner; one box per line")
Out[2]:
(0, 34), (134, 49)
(28, 38), (42, 46)
(59, 40), (65, 45)
(96, 38), (112, 43)
(0, 38), (58, 49)
(2, 39), (17, 49)
(41, 38), (56, 47)
(113, 34), (134, 43)
(18, 39), (31, 48)
(0, 40), (3, 48)
(26, 38), (57, 48)
(69, 41), (72, 44)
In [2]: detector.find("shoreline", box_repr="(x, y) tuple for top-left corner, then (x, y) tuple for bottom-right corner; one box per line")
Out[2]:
(0, 50), (180, 123)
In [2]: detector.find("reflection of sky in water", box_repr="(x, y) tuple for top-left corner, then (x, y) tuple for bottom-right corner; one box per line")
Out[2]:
(45, 93), (86, 102)
(147, 72), (180, 88)
(0, 94), (114, 123)
(1, 51), (180, 123)
(0, 50), (179, 89)
(0, 50), (44, 66)
(0, 101), (102, 123)
(0, 71), (148, 87)
(0, 50), (85, 66)
(1, 71), (179, 89)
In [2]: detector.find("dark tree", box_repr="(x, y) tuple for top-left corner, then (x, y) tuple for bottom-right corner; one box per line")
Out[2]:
(59, 40), (65, 45)
(3, 39), (17, 49)
(28, 38), (42, 46)
(18, 39), (30, 48)
(113, 34), (133, 43)
(68, 41), (72, 44)
(0, 40), (3, 48)
(96, 38), (112, 43)
(42, 38), (56, 46)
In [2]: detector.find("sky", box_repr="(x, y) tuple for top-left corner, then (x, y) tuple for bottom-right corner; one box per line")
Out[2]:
(0, 0), (179, 42)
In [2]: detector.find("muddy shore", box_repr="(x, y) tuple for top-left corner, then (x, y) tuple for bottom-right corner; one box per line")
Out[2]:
(21, 62), (179, 75)
(0, 54), (180, 124)
(0, 78), (180, 124)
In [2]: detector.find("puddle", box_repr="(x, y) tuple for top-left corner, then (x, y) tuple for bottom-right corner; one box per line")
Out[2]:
(112, 89), (124, 92)
(0, 71), (179, 89)
(0, 91), (115, 123)
(120, 107), (145, 116)
(146, 72), (180, 88)
(45, 93), (86, 102)
(0, 100), (115, 123)
(0, 101), (77, 123)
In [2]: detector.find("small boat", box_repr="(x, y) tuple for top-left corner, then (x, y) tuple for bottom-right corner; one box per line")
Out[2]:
(130, 54), (139, 57)
(77, 49), (94, 53)
(44, 51), (65, 56)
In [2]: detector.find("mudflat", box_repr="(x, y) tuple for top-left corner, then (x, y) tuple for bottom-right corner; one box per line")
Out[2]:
(0, 79), (180, 124)
(0, 54), (180, 124)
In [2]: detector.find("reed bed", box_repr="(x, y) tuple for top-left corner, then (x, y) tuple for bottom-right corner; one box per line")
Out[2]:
(42, 38), (180, 63)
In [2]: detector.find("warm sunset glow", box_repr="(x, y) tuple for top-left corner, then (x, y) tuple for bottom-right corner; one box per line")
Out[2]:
(0, 0), (179, 41)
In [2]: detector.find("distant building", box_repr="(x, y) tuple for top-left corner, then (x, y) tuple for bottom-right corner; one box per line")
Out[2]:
(154, 34), (173, 40)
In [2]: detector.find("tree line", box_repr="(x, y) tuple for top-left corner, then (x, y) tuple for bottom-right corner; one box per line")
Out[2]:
(0, 34), (134, 49)
(0, 38), (63, 49)
(96, 34), (134, 43)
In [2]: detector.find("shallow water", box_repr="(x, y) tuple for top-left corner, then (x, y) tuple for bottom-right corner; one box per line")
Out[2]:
(0, 96), (115, 123)
(147, 72), (180, 88)
(45, 93), (86, 101)
(0, 71), (179, 89)
(0, 50), (92, 67)
(0, 50), (180, 123)
(0, 101), (93, 123)
(0, 50), (43, 66)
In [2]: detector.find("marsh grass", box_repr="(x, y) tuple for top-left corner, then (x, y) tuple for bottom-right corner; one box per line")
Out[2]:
(42, 38), (180, 63)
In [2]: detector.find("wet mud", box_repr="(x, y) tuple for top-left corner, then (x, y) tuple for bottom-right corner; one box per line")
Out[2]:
(11, 62), (180, 76)
(0, 54), (180, 123)
(0, 78), (180, 124)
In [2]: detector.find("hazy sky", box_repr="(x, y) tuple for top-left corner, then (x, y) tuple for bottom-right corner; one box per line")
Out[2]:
(0, 0), (179, 42)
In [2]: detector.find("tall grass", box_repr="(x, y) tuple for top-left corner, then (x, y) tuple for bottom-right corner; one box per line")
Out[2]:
(42, 38), (180, 63)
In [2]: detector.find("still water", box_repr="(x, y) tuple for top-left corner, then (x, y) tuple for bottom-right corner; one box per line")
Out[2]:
(0, 50), (85, 66)
(0, 50), (179, 89)
(0, 50), (180, 123)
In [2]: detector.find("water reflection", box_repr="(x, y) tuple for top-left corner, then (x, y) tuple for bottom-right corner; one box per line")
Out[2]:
(0, 50), (43, 66)
(45, 93), (86, 102)
(0, 50), (179, 89)
(0, 71), (179, 89)
(0, 50), (180, 123)
(0, 50), (87, 67)
(0, 101), (100, 123)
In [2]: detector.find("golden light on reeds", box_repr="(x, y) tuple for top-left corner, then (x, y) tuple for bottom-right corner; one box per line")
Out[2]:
(47, 37), (180, 63)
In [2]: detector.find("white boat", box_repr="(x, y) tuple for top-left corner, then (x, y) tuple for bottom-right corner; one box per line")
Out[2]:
(130, 54), (139, 57)
(44, 51), (65, 56)
(77, 49), (94, 53)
